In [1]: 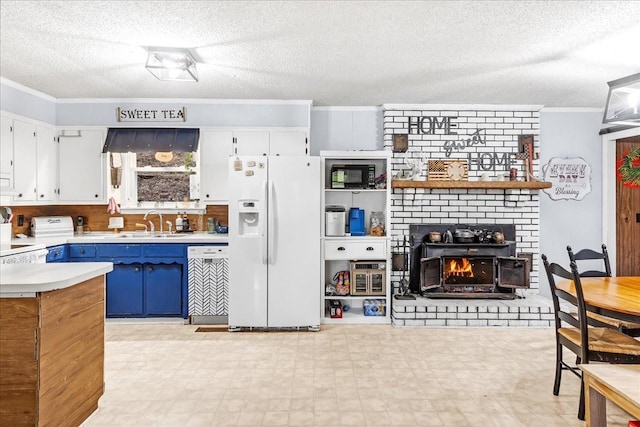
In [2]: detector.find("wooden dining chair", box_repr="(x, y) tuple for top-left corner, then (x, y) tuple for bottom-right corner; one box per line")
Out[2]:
(541, 255), (640, 420)
(566, 244), (612, 277)
(566, 244), (640, 337)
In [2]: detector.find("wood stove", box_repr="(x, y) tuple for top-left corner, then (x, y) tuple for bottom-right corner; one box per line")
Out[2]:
(409, 224), (530, 299)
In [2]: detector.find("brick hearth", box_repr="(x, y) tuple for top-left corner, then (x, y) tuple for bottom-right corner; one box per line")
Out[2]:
(392, 291), (555, 327)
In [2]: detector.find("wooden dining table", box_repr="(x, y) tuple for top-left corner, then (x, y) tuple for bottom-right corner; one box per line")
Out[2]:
(556, 276), (640, 323)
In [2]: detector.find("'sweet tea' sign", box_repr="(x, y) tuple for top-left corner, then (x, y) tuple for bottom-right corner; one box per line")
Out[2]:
(116, 107), (186, 122)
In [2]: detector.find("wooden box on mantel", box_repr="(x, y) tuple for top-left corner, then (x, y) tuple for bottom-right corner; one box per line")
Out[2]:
(428, 160), (469, 181)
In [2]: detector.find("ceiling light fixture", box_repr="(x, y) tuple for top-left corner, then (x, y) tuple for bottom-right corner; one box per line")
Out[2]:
(602, 72), (640, 126)
(144, 47), (198, 82)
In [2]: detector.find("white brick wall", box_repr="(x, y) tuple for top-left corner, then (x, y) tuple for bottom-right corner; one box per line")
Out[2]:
(384, 105), (542, 294)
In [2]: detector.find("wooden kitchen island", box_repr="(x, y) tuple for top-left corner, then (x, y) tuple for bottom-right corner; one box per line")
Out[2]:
(0, 262), (113, 427)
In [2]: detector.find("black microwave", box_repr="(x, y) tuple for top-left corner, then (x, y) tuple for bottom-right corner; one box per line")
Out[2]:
(331, 164), (375, 189)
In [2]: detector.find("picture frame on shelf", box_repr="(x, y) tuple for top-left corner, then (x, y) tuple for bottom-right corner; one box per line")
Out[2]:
(518, 135), (535, 182)
(392, 134), (408, 153)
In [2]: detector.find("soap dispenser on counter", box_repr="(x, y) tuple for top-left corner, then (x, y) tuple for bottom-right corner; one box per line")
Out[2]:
(176, 213), (183, 232)
(182, 213), (189, 231)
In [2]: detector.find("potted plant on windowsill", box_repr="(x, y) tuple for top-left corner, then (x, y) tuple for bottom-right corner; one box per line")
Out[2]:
(184, 152), (196, 174)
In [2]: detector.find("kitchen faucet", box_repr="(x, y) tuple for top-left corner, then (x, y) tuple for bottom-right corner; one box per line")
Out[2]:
(143, 210), (163, 234)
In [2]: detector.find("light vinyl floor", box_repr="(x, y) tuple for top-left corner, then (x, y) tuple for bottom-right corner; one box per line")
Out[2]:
(82, 324), (632, 427)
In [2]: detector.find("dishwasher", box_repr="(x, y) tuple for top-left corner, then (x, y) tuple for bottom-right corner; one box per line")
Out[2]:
(187, 246), (229, 325)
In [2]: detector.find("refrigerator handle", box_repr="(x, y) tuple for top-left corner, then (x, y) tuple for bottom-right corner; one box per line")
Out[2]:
(261, 181), (268, 265)
(268, 180), (275, 265)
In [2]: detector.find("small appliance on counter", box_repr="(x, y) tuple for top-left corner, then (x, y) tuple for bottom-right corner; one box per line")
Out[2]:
(30, 216), (74, 238)
(349, 207), (365, 236)
(325, 205), (346, 236)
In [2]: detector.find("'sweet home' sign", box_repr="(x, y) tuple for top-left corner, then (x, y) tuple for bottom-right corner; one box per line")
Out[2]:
(406, 115), (515, 172)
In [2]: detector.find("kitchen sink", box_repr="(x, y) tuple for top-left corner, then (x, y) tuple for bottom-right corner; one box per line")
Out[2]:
(114, 233), (183, 238)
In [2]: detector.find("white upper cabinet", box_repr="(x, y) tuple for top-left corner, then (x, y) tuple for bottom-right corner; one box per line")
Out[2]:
(233, 129), (309, 156)
(58, 129), (106, 202)
(0, 114), (14, 189)
(7, 117), (57, 202)
(35, 125), (57, 201)
(199, 130), (234, 203)
(234, 130), (270, 156)
(12, 119), (38, 201)
(269, 130), (308, 156)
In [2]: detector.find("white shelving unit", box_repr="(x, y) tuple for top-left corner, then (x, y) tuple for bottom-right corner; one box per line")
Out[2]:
(320, 150), (391, 324)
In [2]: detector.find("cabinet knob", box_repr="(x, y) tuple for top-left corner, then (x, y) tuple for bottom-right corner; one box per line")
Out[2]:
(79, 249), (85, 254)
(366, 247), (374, 251)
(206, 194), (210, 198)
(134, 267), (140, 272)
(94, 194), (98, 198)
(18, 193), (23, 197)
(337, 247), (345, 251)
(39, 194), (44, 198)
(148, 266), (153, 272)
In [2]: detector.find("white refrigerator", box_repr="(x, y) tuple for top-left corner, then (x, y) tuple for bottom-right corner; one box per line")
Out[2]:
(228, 155), (320, 329)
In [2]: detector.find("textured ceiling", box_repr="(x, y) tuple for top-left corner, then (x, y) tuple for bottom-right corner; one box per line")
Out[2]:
(1, 1), (639, 107)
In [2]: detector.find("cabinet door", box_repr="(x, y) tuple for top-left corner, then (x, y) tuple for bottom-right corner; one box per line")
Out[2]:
(199, 130), (233, 202)
(234, 130), (269, 156)
(0, 115), (14, 188)
(269, 130), (308, 156)
(12, 119), (37, 201)
(35, 125), (57, 201)
(58, 129), (105, 202)
(145, 263), (183, 316)
(106, 263), (144, 317)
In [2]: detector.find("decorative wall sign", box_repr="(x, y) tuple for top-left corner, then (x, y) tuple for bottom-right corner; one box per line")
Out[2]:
(116, 107), (186, 122)
(392, 134), (408, 152)
(428, 159), (469, 181)
(617, 147), (640, 188)
(404, 114), (519, 172)
(542, 157), (592, 200)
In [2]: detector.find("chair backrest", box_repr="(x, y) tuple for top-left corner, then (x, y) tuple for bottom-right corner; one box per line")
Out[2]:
(542, 255), (589, 359)
(566, 244), (612, 277)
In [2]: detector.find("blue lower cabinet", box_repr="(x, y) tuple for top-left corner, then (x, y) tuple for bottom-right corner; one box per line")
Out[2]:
(145, 263), (183, 315)
(68, 244), (97, 259)
(66, 243), (187, 318)
(46, 245), (68, 263)
(107, 263), (144, 317)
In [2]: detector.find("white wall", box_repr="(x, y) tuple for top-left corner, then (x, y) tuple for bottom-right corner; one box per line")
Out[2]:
(0, 79), (56, 124)
(538, 108), (604, 297)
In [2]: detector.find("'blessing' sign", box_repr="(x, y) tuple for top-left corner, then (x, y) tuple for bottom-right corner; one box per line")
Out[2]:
(542, 157), (592, 201)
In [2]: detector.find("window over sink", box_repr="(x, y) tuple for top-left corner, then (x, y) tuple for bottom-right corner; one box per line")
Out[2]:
(116, 150), (201, 208)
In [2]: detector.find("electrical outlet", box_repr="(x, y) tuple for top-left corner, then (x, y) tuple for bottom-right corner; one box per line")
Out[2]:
(17, 215), (24, 226)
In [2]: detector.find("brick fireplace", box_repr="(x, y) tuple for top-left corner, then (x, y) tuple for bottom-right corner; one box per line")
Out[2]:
(384, 104), (548, 326)
(410, 224), (530, 299)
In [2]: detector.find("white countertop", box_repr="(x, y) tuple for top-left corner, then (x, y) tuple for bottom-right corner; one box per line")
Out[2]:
(0, 262), (113, 296)
(0, 242), (47, 257)
(0, 232), (228, 257)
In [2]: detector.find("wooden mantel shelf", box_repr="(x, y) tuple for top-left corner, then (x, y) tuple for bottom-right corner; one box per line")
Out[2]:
(391, 180), (552, 190)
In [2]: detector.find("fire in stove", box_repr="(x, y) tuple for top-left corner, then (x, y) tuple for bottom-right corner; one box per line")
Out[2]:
(446, 258), (473, 278)
(443, 256), (494, 286)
